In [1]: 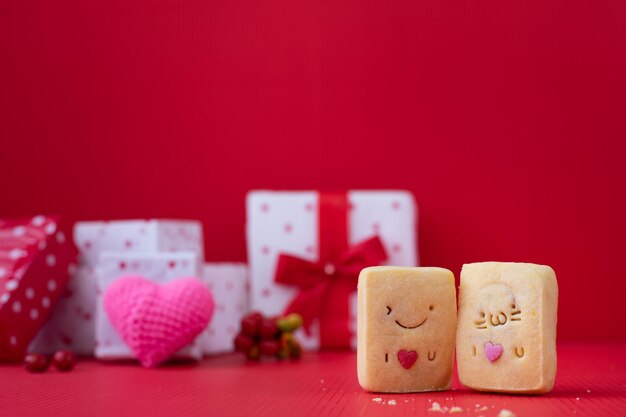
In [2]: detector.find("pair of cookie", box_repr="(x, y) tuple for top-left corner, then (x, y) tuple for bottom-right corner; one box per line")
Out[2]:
(357, 262), (558, 394)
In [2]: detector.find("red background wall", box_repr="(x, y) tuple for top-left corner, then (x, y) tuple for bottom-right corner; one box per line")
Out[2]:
(1, 1), (625, 341)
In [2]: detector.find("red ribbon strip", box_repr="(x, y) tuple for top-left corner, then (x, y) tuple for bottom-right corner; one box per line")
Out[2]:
(274, 192), (388, 349)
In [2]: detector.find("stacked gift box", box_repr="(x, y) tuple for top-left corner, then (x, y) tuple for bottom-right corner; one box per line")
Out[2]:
(30, 220), (249, 360)
(12, 189), (418, 363)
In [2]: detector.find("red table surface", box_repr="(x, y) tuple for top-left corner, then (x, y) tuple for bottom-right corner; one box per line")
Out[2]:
(1, 342), (624, 417)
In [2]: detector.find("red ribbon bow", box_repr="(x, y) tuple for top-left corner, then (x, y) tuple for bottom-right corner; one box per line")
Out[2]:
(274, 192), (388, 349)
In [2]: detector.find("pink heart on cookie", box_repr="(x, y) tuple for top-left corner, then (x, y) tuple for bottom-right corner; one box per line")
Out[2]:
(104, 275), (214, 367)
(484, 341), (503, 363)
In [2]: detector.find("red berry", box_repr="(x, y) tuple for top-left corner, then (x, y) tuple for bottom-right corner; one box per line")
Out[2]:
(259, 339), (280, 357)
(234, 332), (255, 353)
(241, 312), (263, 337)
(52, 350), (76, 371)
(24, 353), (49, 373)
(259, 318), (278, 339)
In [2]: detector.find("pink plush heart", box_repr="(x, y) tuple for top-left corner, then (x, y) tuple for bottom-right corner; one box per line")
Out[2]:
(397, 349), (418, 369)
(104, 275), (214, 368)
(484, 341), (503, 363)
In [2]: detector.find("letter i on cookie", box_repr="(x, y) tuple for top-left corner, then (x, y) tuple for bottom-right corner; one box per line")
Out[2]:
(357, 266), (457, 393)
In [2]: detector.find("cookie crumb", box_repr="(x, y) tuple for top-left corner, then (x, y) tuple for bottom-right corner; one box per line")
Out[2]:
(372, 397), (383, 403)
(450, 406), (463, 413)
(388, 400), (397, 405)
(430, 402), (443, 412)
(497, 409), (516, 417)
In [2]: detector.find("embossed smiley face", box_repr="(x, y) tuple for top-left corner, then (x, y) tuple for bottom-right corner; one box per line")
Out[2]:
(382, 295), (439, 365)
(386, 303), (434, 329)
(471, 283), (525, 362)
(473, 283), (522, 330)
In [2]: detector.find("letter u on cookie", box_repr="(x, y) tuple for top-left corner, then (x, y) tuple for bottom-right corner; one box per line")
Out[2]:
(357, 266), (457, 393)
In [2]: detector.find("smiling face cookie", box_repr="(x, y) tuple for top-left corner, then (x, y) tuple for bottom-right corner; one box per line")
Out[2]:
(357, 266), (457, 393)
(456, 262), (558, 394)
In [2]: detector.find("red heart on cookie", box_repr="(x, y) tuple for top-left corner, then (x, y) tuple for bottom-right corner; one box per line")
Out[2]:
(397, 349), (418, 369)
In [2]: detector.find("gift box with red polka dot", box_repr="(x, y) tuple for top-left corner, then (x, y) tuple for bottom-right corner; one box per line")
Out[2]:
(74, 220), (204, 266)
(29, 265), (98, 355)
(246, 190), (418, 351)
(0, 216), (77, 361)
(198, 263), (248, 355)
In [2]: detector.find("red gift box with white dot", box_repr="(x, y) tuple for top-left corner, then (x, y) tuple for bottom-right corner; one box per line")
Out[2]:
(245, 190), (418, 351)
(0, 215), (77, 361)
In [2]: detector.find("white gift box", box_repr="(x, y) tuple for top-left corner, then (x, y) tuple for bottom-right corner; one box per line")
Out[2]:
(29, 266), (98, 355)
(95, 251), (204, 362)
(74, 220), (204, 266)
(199, 263), (248, 355)
(31, 219), (205, 356)
(246, 190), (418, 350)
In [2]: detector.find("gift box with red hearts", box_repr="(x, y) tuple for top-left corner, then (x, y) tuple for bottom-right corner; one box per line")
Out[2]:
(95, 251), (206, 362)
(31, 219), (204, 356)
(245, 190), (418, 351)
(198, 263), (248, 355)
(0, 215), (77, 361)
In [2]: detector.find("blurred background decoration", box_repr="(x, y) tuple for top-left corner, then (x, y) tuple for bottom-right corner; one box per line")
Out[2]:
(1, 0), (625, 342)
